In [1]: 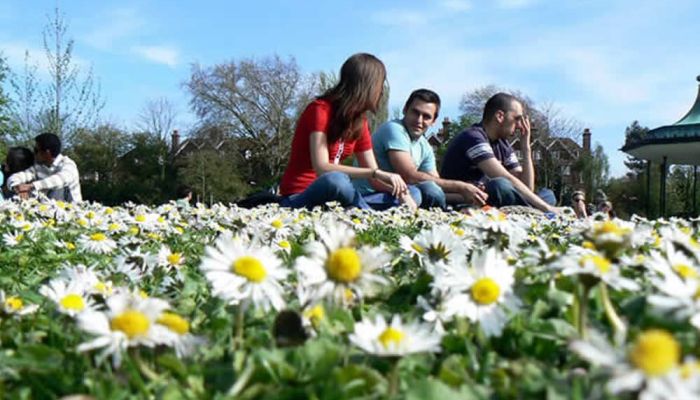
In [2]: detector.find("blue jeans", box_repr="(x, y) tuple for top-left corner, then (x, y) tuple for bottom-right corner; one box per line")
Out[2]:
(280, 172), (371, 209)
(485, 177), (556, 207)
(415, 181), (446, 210)
(362, 185), (422, 211)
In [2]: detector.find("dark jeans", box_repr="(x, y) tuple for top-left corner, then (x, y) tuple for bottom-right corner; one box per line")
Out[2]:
(485, 177), (556, 208)
(280, 171), (420, 210)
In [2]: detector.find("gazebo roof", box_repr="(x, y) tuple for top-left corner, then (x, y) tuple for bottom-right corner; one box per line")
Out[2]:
(621, 76), (700, 165)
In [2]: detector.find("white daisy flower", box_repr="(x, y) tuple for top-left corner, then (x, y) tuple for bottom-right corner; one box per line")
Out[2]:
(40, 279), (96, 317)
(155, 311), (206, 358)
(349, 314), (442, 357)
(398, 224), (468, 275)
(0, 290), (39, 316)
(76, 291), (173, 367)
(555, 248), (640, 292)
(295, 220), (390, 305)
(3, 231), (27, 247)
(647, 267), (700, 329)
(199, 235), (289, 311)
(435, 248), (520, 337)
(157, 245), (186, 271)
(570, 329), (698, 399)
(78, 232), (117, 254)
(645, 243), (700, 282)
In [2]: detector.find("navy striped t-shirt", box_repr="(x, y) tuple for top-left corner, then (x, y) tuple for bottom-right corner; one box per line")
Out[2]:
(440, 123), (520, 184)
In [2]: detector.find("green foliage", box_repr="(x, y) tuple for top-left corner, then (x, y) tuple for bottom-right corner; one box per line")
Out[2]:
(177, 149), (249, 204)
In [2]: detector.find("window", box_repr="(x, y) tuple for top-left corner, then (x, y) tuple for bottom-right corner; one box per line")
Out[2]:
(533, 151), (541, 161)
(562, 165), (571, 176)
(551, 151), (559, 160)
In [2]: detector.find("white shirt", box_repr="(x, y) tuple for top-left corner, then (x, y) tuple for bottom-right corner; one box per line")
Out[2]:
(7, 154), (83, 202)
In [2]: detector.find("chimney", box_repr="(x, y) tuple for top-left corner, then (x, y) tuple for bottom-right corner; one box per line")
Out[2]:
(171, 129), (180, 155)
(441, 117), (451, 140)
(582, 128), (591, 153)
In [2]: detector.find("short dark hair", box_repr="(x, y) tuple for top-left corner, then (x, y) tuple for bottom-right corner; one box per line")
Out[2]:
(5, 147), (34, 175)
(482, 93), (520, 123)
(35, 133), (61, 157)
(176, 185), (192, 199)
(403, 89), (441, 119)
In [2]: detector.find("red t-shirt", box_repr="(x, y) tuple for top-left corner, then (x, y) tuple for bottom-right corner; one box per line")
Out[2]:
(279, 99), (372, 195)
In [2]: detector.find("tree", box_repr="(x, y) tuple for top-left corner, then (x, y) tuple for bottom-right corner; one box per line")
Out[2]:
(623, 121), (648, 176)
(66, 124), (130, 204)
(115, 133), (174, 205)
(0, 54), (18, 144)
(575, 143), (609, 202)
(185, 55), (316, 186)
(178, 149), (248, 204)
(38, 6), (104, 143)
(136, 97), (178, 142)
(8, 51), (41, 142)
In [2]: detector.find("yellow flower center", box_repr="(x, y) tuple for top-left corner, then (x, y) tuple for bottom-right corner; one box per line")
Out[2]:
(78, 219), (88, 227)
(157, 312), (190, 335)
(175, 227), (184, 234)
(680, 361), (700, 380)
(129, 226), (140, 235)
(94, 281), (108, 294)
(167, 253), (183, 265)
(471, 278), (501, 305)
(14, 233), (24, 242)
(90, 233), (107, 242)
(582, 241), (596, 250)
(453, 228), (465, 236)
(21, 223), (32, 231)
(271, 219), (283, 229)
(111, 310), (150, 338)
(595, 221), (627, 236)
(105, 207), (114, 215)
(411, 243), (425, 254)
(378, 327), (405, 349)
(580, 254), (611, 274)
(39, 205), (49, 212)
(135, 215), (146, 223)
(157, 216), (166, 223)
(5, 296), (24, 311)
(629, 329), (680, 376)
(326, 247), (362, 283)
(86, 211), (95, 220)
(278, 240), (290, 249)
(352, 218), (362, 225)
(304, 304), (325, 327)
(108, 223), (121, 231)
(59, 294), (85, 311)
(232, 256), (267, 283)
(673, 264), (697, 279)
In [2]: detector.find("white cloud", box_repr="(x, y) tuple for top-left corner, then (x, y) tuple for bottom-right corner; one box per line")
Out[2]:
(441, 0), (472, 12)
(371, 9), (427, 27)
(132, 45), (180, 67)
(82, 7), (147, 50)
(496, 0), (539, 9)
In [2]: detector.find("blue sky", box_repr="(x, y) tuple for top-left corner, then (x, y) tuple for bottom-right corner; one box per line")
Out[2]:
(1, 0), (699, 177)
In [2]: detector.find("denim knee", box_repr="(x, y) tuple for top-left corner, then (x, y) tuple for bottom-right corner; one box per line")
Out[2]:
(318, 172), (356, 204)
(537, 188), (557, 206)
(416, 181), (446, 209)
(486, 177), (524, 207)
(407, 185), (422, 206)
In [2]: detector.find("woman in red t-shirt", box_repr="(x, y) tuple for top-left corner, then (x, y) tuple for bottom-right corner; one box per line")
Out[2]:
(279, 53), (417, 210)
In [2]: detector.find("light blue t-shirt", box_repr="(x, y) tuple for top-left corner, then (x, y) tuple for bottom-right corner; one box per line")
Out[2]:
(355, 119), (436, 194)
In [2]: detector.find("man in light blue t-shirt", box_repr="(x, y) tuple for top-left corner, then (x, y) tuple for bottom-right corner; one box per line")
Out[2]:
(356, 89), (487, 209)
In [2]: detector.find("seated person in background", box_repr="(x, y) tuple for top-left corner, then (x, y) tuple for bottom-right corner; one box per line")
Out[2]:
(175, 185), (193, 209)
(354, 89), (487, 209)
(1, 146), (34, 199)
(278, 53), (417, 210)
(7, 132), (82, 202)
(571, 190), (588, 218)
(440, 93), (558, 214)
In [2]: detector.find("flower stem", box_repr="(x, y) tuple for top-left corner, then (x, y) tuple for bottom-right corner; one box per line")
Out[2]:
(234, 303), (246, 351)
(575, 282), (590, 340)
(599, 283), (627, 344)
(387, 358), (401, 398)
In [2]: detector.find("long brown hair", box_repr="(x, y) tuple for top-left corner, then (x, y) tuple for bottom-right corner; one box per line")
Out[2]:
(321, 53), (386, 143)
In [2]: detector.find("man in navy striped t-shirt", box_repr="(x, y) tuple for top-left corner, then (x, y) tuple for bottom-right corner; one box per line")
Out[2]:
(441, 93), (557, 213)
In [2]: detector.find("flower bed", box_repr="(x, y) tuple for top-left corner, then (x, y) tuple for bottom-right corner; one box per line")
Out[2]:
(1, 199), (699, 399)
